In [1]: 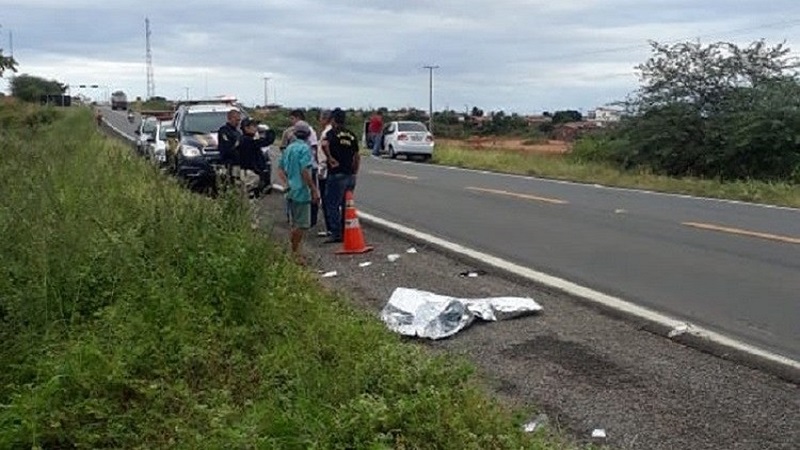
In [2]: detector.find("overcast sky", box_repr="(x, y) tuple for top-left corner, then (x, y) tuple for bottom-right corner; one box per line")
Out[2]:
(1, 1), (799, 113)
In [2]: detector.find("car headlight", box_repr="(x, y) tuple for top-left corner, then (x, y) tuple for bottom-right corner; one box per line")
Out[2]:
(181, 145), (201, 158)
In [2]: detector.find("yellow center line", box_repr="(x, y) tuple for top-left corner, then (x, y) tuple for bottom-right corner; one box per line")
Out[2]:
(368, 170), (419, 180)
(682, 222), (800, 245)
(465, 186), (568, 205)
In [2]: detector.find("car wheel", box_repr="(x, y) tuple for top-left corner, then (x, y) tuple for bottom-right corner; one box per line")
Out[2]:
(389, 145), (397, 159)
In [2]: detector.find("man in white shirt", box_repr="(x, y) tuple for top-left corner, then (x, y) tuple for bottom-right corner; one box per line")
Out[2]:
(316, 110), (333, 237)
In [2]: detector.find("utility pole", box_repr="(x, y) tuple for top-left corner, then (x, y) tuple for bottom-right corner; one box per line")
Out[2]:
(145, 18), (155, 100)
(263, 76), (270, 108)
(184, 86), (190, 100)
(423, 65), (439, 133)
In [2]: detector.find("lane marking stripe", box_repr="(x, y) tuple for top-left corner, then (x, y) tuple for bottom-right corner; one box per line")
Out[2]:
(357, 210), (800, 372)
(683, 222), (800, 245)
(466, 186), (568, 204)
(368, 170), (419, 180)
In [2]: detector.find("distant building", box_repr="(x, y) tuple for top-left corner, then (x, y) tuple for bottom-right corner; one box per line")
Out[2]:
(587, 107), (622, 126)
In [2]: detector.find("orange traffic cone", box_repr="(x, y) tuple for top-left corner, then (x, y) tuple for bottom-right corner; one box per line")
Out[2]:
(336, 190), (374, 255)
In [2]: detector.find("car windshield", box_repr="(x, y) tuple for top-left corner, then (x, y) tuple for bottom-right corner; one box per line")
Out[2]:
(182, 111), (230, 134)
(398, 122), (428, 132)
(142, 119), (157, 134)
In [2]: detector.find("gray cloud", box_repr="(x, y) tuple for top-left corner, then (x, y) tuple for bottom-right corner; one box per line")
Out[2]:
(1, 0), (799, 112)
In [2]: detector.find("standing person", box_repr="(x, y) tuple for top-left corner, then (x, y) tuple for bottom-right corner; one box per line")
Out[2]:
(281, 110), (322, 227)
(368, 110), (383, 157)
(316, 110), (333, 237)
(238, 118), (276, 198)
(323, 108), (360, 244)
(278, 121), (320, 263)
(218, 109), (242, 186)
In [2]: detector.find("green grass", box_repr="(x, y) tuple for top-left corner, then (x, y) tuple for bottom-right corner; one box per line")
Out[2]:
(0, 105), (575, 448)
(432, 144), (800, 208)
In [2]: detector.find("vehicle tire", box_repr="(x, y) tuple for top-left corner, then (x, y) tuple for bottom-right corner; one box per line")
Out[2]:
(389, 145), (397, 159)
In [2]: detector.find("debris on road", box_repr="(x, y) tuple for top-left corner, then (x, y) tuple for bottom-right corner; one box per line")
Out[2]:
(406, 247), (418, 254)
(459, 269), (488, 278)
(668, 323), (692, 338)
(380, 287), (542, 339)
(591, 428), (607, 439)
(615, 208), (627, 214)
(358, 261), (373, 268)
(387, 254), (401, 262)
(320, 271), (338, 278)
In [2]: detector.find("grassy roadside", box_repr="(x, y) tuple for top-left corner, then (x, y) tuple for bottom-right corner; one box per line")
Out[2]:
(0, 106), (574, 448)
(432, 144), (800, 208)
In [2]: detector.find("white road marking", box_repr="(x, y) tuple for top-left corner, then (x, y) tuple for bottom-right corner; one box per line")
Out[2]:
(357, 209), (800, 372)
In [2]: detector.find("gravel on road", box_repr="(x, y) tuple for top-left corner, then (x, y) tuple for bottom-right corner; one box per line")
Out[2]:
(255, 192), (798, 449)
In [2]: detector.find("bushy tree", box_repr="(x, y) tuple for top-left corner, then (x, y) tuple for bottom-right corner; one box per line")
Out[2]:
(551, 110), (582, 124)
(11, 74), (66, 103)
(578, 40), (800, 182)
(0, 50), (16, 77)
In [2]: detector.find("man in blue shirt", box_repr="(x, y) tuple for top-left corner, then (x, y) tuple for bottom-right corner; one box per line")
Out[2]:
(278, 121), (320, 262)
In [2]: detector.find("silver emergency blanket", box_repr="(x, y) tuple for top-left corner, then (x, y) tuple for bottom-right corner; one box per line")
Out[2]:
(380, 287), (543, 339)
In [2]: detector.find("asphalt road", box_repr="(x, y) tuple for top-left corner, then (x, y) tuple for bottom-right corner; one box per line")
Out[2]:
(354, 157), (800, 363)
(103, 107), (800, 363)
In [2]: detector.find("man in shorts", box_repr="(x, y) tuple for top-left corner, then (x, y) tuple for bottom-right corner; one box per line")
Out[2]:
(278, 121), (320, 263)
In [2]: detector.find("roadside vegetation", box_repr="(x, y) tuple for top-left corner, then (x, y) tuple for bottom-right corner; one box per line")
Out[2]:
(0, 102), (574, 448)
(433, 40), (800, 208)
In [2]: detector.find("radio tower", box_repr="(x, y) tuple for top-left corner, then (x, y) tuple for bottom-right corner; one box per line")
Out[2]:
(145, 17), (155, 99)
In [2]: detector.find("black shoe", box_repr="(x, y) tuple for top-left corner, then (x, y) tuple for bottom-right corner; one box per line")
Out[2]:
(323, 237), (343, 244)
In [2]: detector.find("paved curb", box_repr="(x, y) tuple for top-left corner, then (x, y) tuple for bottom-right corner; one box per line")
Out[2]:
(357, 210), (800, 385)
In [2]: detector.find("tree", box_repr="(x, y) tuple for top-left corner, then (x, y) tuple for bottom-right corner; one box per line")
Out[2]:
(11, 74), (66, 103)
(470, 106), (484, 117)
(0, 50), (16, 77)
(608, 39), (800, 181)
(551, 110), (582, 124)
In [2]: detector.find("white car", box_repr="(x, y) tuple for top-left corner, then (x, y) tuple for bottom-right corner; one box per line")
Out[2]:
(146, 120), (172, 167)
(135, 116), (158, 155)
(379, 121), (434, 161)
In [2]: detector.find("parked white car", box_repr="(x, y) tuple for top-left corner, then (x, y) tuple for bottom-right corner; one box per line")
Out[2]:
(135, 116), (158, 155)
(378, 121), (434, 161)
(146, 120), (172, 167)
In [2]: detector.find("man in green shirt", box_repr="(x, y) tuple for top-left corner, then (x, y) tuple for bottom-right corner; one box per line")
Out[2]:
(278, 121), (320, 263)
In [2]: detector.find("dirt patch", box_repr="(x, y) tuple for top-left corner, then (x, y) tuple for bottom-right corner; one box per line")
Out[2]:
(440, 137), (570, 154)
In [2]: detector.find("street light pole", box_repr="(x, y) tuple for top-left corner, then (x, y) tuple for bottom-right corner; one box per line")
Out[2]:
(184, 86), (190, 100)
(423, 65), (439, 133)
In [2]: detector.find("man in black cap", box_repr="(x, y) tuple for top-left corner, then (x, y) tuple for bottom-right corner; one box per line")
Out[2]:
(322, 108), (360, 244)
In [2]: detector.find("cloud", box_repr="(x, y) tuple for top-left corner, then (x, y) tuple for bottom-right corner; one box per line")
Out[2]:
(2, 0), (799, 111)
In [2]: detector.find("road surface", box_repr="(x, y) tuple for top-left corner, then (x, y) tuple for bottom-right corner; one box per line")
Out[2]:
(103, 107), (800, 363)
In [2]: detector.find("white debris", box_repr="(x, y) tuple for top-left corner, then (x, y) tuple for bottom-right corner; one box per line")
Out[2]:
(381, 287), (543, 339)
(320, 271), (338, 278)
(523, 414), (548, 433)
(591, 429), (607, 439)
(406, 247), (418, 254)
(614, 208), (627, 214)
(358, 261), (373, 268)
(668, 323), (692, 338)
(387, 254), (401, 262)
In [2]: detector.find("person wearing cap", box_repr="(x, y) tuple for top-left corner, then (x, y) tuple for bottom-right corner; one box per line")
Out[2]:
(238, 118), (276, 198)
(322, 107), (359, 244)
(278, 121), (320, 262)
(280, 109), (322, 227)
